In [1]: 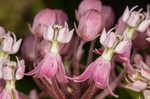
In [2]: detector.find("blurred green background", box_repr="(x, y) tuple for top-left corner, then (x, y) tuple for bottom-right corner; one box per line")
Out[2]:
(0, 0), (149, 99)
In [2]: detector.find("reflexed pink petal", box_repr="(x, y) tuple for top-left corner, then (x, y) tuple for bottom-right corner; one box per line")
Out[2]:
(39, 53), (58, 78)
(94, 59), (111, 89)
(56, 55), (68, 83)
(72, 58), (98, 82)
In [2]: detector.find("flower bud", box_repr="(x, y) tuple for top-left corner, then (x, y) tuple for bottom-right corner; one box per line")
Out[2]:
(76, 0), (102, 20)
(77, 10), (102, 41)
(21, 35), (39, 62)
(101, 5), (115, 30)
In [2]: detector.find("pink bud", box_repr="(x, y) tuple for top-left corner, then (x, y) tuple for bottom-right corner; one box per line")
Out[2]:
(76, 0), (102, 20)
(77, 10), (102, 41)
(54, 9), (68, 25)
(101, 5), (115, 30)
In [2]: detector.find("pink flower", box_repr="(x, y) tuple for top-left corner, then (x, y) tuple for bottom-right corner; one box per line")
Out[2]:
(1, 32), (22, 54)
(31, 8), (68, 37)
(100, 28), (130, 54)
(72, 57), (111, 89)
(122, 6), (150, 32)
(76, 0), (102, 20)
(76, 10), (102, 41)
(27, 53), (68, 83)
(2, 57), (25, 80)
(125, 54), (150, 92)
